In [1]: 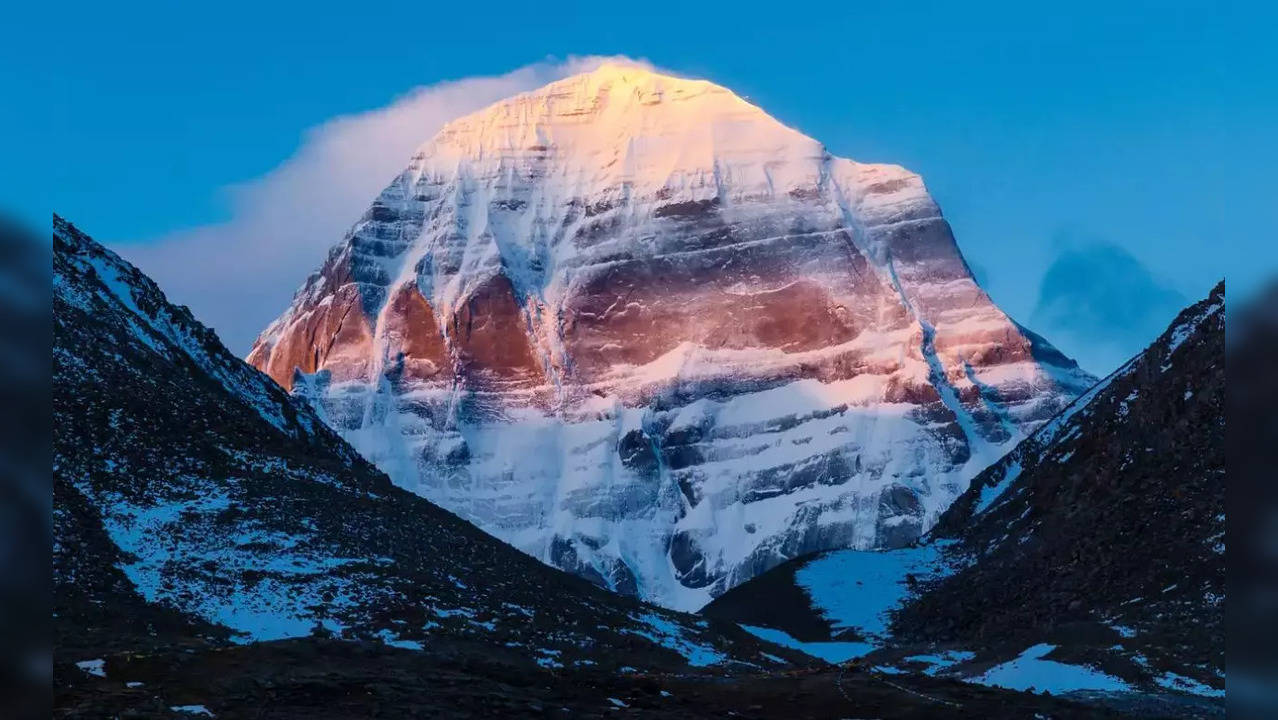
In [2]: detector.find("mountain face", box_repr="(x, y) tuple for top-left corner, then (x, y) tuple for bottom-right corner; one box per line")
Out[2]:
(706, 283), (1225, 706)
(247, 63), (1093, 610)
(53, 215), (806, 682)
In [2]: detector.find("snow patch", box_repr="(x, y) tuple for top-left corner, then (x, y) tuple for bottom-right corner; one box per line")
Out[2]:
(739, 624), (871, 663)
(795, 544), (947, 639)
(75, 659), (105, 677)
(624, 612), (727, 667)
(966, 644), (1128, 694)
(1154, 671), (1224, 698)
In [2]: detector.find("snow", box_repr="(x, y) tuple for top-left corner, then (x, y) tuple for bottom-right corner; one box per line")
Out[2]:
(1167, 297), (1221, 356)
(1154, 671), (1225, 697)
(966, 644), (1128, 694)
(92, 485), (387, 644)
(247, 64), (1093, 610)
(624, 611), (727, 667)
(973, 460), (1022, 514)
(902, 650), (976, 676)
(1109, 624), (1137, 639)
(414, 63), (828, 236)
(71, 240), (305, 440)
(169, 706), (215, 717)
(535, 648), (564, 669)
(75, 659), (105, 677)
(739, 624), (871, 663)
(376, 630), (424, 651)
(794, 544), (945, 638)
(607, 697), (628, 708)
(326, 363), (999, 612)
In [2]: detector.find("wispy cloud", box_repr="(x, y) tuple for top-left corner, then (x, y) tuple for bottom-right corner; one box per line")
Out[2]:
(1031, 234), (1185, 375)
(113, 55), (651, 355)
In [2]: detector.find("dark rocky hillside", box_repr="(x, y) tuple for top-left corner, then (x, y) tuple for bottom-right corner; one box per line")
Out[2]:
(52, 216), (817, 704)
(895, 282), (1224, 688)
(704, 284), (1225, 716)
(57, 215), (1151, 719)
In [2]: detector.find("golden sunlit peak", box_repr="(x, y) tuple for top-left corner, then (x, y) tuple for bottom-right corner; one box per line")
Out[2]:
(568, 61), (720, 95)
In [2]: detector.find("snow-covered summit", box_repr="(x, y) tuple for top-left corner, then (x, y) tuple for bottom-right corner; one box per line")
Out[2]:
(413, 63), (826, 202)
(248, 67), (1094, 611)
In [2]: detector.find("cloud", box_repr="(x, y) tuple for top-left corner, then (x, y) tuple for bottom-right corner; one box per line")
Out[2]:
(113, 55), (651, 356)
(1030, 237), (1185, 375)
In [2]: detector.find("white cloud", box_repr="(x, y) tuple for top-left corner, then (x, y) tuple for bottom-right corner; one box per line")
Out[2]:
(113, 55), (651, 355)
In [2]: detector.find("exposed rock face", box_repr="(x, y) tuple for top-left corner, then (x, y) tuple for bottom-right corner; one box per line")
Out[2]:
(248, 64), (1093, 610)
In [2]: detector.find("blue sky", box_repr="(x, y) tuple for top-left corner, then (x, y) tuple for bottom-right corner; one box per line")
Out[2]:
(17, 0), (1276, 373)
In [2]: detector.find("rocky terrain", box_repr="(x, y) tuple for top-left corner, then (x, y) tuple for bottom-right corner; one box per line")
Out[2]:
(53, 216), (813, 684)
(246, 63), (1093, 609)
(58, 637), (1151, 719)
(54, 217), (1145, 718)
(705, 284), (1225, 716)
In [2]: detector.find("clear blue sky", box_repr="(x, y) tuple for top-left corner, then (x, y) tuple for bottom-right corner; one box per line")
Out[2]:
(16, 0), (1276, 373)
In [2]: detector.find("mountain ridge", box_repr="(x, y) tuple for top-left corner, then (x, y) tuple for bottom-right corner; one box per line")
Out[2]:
(55, 213), (1138, 719)
(246, 64), (1094, 610)
(53, 214), (806, 672)
(703, 281), (1225, 711)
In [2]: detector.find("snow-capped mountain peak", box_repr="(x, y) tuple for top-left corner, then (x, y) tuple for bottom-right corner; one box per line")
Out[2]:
(413, 63), (823, 203)
(248, 68), (1094, 611)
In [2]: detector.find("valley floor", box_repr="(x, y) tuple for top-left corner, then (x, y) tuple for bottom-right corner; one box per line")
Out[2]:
(55, 638), (1217, 720)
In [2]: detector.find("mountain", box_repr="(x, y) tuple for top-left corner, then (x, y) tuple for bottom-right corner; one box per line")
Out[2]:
(52, 216), (810, 679)
(246, 63), (1093, 610)
(705, 283), (1225, 711)
(890, 282), (1224, 690)
(55, 215), (1134, 719)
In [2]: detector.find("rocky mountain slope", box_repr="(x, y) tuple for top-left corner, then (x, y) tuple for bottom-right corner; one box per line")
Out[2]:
(53, 215), (808, 680)
(705, 283), (1225, 713)
(246, 63), (1093, 610)
(891, 282), (1224, 690)
(56, 215), (1135, 719)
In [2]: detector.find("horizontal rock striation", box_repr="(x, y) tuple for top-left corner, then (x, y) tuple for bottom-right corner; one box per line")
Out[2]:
(249, 64), (1093, 610)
